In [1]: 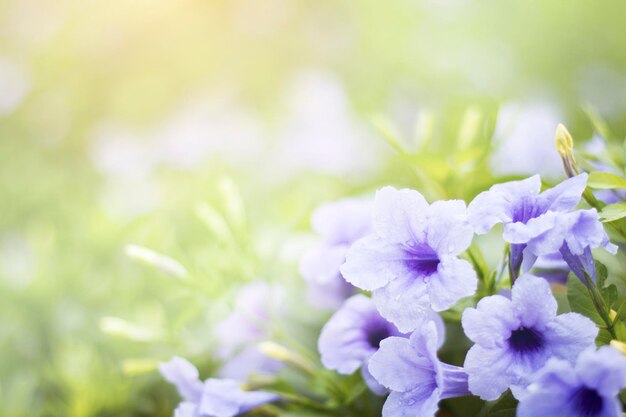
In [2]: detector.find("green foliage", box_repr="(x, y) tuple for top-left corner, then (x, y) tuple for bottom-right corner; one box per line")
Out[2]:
(568, 272), (613, 345)
(600, 202), (626, 222)
(567, 261), (626, 346)
(2, 1), (626, 416)
(588, 172), (626, 190)
(485, 391), (518, 417)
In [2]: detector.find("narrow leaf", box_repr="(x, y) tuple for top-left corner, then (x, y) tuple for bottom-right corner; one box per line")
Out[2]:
(599, 202), (626, 222)
(588, 172), (626, 190)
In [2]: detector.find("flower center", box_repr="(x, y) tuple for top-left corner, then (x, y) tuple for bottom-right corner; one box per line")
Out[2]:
(404, 244), (440, 276)
(511, 197), (543, 223)
(365, 323), (392, 349)
(508, 327), (544, 353)
(571, 387), (603, 417)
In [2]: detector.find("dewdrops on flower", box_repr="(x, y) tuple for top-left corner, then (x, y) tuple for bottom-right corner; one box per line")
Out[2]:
(341, 186), (477, 332)
(461, 274), (598, 400)
(368, 320), (470, 417)
(517, 346), (626, 417)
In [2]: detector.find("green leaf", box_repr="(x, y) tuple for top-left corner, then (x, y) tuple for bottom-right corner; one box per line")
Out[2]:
(370, 114), (407, 155)
(465, 244), (489, 283)
(583, 105), (613, 140)
(567, 273), (603, 325)
(217, 177), (247, 232)
(595, 260), (609, 289)
(196, 203), (236, 245)
(567, 273), (615, 345)
(603, 284), (618, 309)
(597, 328), (613, 345)
(487, 390), (518, 417)
(596, 260), (619, 310)
(599, 202), (626, 222)
(587, 172), (626, 190)
(614, 320), (626, 342)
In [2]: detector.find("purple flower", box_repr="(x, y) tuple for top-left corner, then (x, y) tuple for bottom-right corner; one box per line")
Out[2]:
(518, 346), (626, 417)
(217, 347), (284, 383)
(368, 320), (470, 417)
(524, 209), (616, 283)
(159, 356), (279, 417)
(213, 283), (284, 381)
(469, 174), (588, 237)
(300, 197), (372, 309)
(468, 173), (616, 281)
(461, 274), (598, 400)
(318, 294), (406, 394)
(584, 135), (626, 205)
(340, 187), (477, 332)
(489, 101), (565, 179)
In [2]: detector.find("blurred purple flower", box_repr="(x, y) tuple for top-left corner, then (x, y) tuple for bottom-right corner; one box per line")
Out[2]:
(318, 294), (407, 394)
(214, 283), (285, 381)
(341, 187), (477, 332)
(217, 347), (284, 383)
(584, 135), (626, 205)
(490, 101), (564, 179)
(518, 346), (626, 417)
(159, 356), (279, 417)
(300, 197), (372, 309)
(273, 70), (384, 178)
(461, 274), (598, 400)
(0, 58), (30, 116)
(368, 320), (470, 417)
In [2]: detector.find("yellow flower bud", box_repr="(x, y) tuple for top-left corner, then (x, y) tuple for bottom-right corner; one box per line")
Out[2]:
(610, 340), (626, 356)
(555, 123), (574, 157)
(554, 123), (580, 177)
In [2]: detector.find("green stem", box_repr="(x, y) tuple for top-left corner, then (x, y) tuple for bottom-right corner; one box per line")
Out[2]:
(497, 244), (510, 287)
(582, 271), (617, 339)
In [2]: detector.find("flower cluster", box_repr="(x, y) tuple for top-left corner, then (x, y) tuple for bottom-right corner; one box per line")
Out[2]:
(320, 175), (622, 416)
(160, 170), (625, 417)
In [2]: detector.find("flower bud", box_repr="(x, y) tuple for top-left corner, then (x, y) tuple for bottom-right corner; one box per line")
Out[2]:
(555, 123), (580, 177)
(610, 340), (626, 356)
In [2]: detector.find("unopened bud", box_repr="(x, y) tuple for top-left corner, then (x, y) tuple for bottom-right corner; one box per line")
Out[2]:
(555, 124), (573, 155)
(610, 340), (626, 356)
(555, 123), (580, 177)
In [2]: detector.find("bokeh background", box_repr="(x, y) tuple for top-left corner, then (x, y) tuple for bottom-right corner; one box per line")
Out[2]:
(2, 1), (626, 416)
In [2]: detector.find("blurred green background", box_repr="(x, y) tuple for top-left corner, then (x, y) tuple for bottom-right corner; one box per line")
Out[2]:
(2, 1), (626, 416)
